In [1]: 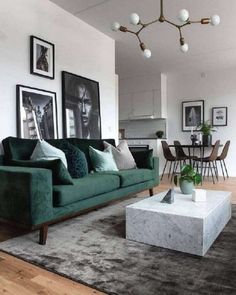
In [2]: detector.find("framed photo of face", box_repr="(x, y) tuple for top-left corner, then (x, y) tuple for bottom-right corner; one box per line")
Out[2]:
(212, 107), (228, 126)
(182, 100), (204, 131)
(62, 71), (101, 139)
(17, 85), (58, 139)
(30, 36), (55, 79)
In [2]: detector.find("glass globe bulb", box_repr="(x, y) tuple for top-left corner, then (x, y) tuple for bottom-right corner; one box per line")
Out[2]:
(111, 22), (121, 31)
(180, 43), (189, 53)
(178, 9), (189, 22)
(210, 15), (220, 26)
(129, 13), (140, 25)
(143, 49), (152, 58)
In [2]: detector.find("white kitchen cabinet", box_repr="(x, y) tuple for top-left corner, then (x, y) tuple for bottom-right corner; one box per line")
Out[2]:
(119, 74), (167, 120)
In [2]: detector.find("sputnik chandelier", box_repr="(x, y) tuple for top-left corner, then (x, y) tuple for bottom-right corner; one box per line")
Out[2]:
(111, 0), (220, 58)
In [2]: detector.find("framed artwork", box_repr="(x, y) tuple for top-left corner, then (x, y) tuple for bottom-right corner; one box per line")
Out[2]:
(212, 107), (228, 126)
(182, 100), (204, 132)
(62, 71), (101, 139)
(17, 85), (58, 139)
(30, 36), (55, 79)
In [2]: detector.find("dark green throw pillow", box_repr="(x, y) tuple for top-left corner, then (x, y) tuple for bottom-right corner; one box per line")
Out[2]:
(131, 149), (154, 169)
(48, 141), (88, 178)
(10, 159), (73, 185)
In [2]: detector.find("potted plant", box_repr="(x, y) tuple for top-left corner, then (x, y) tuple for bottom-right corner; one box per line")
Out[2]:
(174, 165), (201, 195)
(197, 121), (216, 146)
(156, 130), (164, 139)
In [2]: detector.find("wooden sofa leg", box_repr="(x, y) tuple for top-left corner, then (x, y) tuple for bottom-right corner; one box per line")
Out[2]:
(39, 225), (48, 245)
(149, 188), (154, 196)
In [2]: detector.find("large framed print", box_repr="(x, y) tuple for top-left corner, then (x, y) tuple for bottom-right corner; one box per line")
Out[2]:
(182, 100), (204, 132)
(30, 36), (55, 79)
(62, 71), (101, 139)
(212, 107), (227, 126)
(17, 85), (58, 139)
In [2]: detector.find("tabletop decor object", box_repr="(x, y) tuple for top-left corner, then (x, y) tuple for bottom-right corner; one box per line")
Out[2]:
(192, 189), (206, 202)
(156, 130), (164, 138)
(174, 164), (201, 195)
(197, 120), (216, 146)
(111, 0), (220, 58)
(161, 189), (174, 204)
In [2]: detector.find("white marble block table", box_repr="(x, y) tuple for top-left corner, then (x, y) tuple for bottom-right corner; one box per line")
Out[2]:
(126, 189), (231, 256)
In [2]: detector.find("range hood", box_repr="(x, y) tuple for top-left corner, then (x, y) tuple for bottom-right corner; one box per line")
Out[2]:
(128, 115), (155, 120)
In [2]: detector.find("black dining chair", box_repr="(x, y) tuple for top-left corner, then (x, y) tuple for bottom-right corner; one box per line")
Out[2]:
(216, 140), (230, 180)
(161, 141), (186, 181)
(193, 140), (220, 184)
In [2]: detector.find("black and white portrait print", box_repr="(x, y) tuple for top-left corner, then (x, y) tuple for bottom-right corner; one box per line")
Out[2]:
(182, 100), (204, 131)
(62, 71), (101, 139)
(30, 36), (55, 79)
(17, 85), (58, 139)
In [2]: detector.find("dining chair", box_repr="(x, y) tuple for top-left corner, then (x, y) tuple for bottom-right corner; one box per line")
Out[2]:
(161, 141), (186, 181)
(193, 140), (220, 184)
(216, 140), (230, 180)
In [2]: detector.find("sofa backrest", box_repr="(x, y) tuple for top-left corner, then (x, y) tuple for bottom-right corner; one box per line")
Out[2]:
(2, 137), (116, 171)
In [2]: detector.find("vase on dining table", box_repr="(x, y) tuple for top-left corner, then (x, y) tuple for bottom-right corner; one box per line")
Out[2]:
(202, 134), (212, 146)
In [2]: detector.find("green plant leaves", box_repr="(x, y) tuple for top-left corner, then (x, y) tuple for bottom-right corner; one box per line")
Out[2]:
(174, 164), (202, 186)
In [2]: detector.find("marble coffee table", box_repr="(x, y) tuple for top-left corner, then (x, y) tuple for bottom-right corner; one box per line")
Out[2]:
(126, 189), (231, 256)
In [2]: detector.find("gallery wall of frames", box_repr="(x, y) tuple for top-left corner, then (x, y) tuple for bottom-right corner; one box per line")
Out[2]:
(17, 36), (101, 140)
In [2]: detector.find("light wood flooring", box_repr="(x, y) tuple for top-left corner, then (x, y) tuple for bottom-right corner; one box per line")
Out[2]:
(0, 176), (235, 295)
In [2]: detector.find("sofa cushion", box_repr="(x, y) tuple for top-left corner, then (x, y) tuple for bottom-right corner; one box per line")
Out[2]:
(101, 169), (154, 188)
(131, 149), (154, 169)
(89, 146), (118, 172)
(104, 140), (137, 170)
(67, 138), (115, 171)
(31, 140), (68, 168)
(53, 173), (120, 207)
(10, 159), (73, 185)
(47, 140), (88, 178)
(2, 137), (38, 163)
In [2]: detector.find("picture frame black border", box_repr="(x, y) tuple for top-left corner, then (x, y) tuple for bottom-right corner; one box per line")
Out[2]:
(182, 100), (205, 132)
(30, 35), (55, 80)
(16, 84), (59, 139)
(62, 71), (102, 139)
(212, 107), (228, 127)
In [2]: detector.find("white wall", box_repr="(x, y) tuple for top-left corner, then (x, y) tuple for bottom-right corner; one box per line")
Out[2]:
(0, 0), (117, 153)
(167, 68), (236, 176)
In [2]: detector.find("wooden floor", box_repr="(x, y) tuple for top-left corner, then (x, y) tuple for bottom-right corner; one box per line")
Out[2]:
(0, 176), (235, 295)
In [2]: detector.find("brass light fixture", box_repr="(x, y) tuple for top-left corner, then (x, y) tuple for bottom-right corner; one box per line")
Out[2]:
(111, 0), (220, 58)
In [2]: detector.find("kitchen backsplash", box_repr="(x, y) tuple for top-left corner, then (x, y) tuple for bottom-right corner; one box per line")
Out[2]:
(119, 118), (166, 139)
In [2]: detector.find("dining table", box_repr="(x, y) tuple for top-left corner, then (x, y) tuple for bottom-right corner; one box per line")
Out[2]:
(168, 143), (223, 184)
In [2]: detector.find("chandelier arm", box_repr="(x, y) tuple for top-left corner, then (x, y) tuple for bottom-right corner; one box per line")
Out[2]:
(164, 19), (180, 29)
(178, 27), (183, 39)
(144, 19), (160, 27)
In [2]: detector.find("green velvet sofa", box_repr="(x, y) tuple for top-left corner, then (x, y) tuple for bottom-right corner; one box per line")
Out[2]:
(0, 137), (159, 244)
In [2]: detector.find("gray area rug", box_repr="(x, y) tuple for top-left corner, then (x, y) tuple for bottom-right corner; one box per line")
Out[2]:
(0, 195), (236, 295)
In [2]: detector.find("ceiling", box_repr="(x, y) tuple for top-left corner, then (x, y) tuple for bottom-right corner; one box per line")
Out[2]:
(50, 0), (236, 78)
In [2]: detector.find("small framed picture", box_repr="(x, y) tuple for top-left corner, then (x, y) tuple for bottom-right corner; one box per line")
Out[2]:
(182, 100), (204, 132)
(212, 107), (227, 126)
(30, 36), (55, 79)
(17, 85), (58, 139)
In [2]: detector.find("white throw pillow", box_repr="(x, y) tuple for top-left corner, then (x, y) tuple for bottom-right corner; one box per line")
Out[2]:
(31, 140), (67, 168)
(103, 140), (137, 170)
